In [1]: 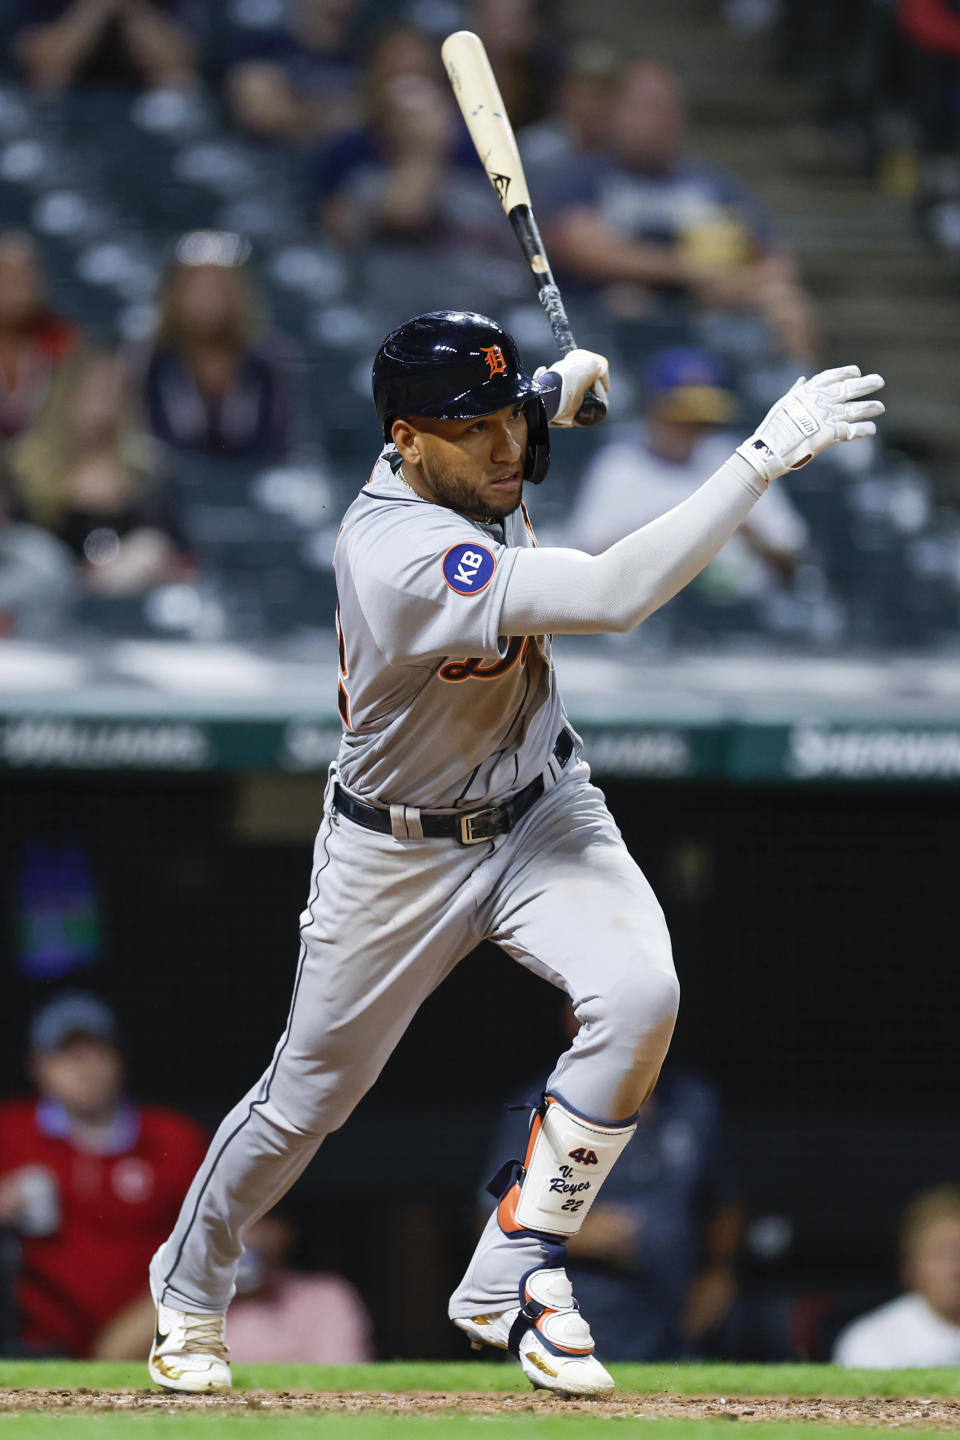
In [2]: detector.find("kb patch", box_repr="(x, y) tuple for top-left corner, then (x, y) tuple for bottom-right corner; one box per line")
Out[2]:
(442, 542), (496, 596)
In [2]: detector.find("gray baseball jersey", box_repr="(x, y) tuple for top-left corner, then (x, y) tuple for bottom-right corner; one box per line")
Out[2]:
(334, 447), (565, 808)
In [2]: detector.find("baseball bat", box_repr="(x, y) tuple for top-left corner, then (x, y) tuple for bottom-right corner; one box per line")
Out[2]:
(441, 29), (607, 426)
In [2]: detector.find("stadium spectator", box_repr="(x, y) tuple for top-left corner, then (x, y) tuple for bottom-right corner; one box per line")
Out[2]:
(10, 0), (201, 94)
(564, 347), (808, 600)
(0, 460), (75, 639)
(0, 993), (209, 1358)
(0, 234), (79, 443)
(313, 26), (469, 245)
(833, 1186), (960, 1367)
(481, 1004), (743, 1361)
(9, 348), (190, 595)
(519, 40), (618, 172)
(541, 59), (818, 361)
(129, 231), (300, 462)
(311, 27), (520, 310)
(224, 0), (366, 145)
(472, 0), (562, 131)
(227, 1207), (374, 1364)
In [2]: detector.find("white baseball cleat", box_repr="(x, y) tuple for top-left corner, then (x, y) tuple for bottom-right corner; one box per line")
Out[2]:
(148, 1300), (232, 1392)
(453, 1266), (615, 1398)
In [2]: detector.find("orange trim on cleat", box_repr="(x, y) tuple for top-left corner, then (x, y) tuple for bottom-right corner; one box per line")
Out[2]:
(523, 1276), (594, 1356)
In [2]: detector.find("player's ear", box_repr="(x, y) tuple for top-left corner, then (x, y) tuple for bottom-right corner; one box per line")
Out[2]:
(391, 418), (422, 466)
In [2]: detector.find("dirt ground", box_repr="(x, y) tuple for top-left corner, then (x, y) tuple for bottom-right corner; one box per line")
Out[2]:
(2, 1390), (960, 1426)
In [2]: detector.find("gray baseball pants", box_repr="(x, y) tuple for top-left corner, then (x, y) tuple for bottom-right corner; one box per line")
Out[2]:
(151, 756), (678, 1318)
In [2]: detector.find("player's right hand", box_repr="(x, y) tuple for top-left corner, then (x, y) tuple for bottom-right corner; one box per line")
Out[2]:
(534, 348), (610, 428)
(736, 366), (885, 485)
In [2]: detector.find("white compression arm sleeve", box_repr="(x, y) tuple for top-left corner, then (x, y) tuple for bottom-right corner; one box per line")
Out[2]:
(501, 453), (766, 635)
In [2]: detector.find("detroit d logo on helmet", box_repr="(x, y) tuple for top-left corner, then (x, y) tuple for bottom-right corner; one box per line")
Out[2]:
(481, 345), (507, 378)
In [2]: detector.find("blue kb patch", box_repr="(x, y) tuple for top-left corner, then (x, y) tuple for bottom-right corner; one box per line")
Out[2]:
(442, 543), (496, 596)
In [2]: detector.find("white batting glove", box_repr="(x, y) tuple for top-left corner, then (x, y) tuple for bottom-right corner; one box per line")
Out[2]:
(736, 366), (885, 485)
(534, 348), (610, 427)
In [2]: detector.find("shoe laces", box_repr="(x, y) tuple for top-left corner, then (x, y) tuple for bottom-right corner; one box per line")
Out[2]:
(181, 1312), (229, 1359)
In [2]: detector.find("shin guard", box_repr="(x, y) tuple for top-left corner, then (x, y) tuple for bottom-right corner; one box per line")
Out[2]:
(495, 1094), (636, 1240)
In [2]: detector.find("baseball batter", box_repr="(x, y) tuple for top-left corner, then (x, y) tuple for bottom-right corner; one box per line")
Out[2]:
(147, 311), (883, 1397)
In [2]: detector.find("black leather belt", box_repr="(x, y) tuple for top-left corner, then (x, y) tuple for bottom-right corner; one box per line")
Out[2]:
(333, 727), (574, 846)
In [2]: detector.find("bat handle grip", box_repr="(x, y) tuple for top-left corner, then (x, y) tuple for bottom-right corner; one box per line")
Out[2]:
(575, 387), (607, 427)
(536, 275), (608, 426)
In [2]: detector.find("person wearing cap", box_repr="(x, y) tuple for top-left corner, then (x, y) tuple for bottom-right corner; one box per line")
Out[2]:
(565, 347), (808, 601)
(0, 992), (208, 1358)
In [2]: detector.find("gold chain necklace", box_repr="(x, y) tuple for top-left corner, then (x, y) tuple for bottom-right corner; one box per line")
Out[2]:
(397, 466), (496, 527)
(397, 468), (425, 500)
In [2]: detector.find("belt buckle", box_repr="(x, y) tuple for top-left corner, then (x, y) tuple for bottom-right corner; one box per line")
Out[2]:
(458, 804), (503, 846)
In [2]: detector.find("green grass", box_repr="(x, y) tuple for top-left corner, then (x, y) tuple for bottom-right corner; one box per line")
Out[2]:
(4, 1421), (959, 1440)
(1, 1360), (958, 1439)
(0, 1421), (952, 1440)
(1, 1359), (960, 1396)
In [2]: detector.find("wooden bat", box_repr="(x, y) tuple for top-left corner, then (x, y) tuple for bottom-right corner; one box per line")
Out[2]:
(441, 29), (607, 426)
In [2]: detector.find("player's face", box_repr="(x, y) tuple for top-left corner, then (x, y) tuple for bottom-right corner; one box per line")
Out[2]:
(403, 404), (528, 521)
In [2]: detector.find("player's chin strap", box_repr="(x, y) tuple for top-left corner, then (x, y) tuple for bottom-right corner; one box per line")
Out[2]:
(488, 1092), (638, 1242)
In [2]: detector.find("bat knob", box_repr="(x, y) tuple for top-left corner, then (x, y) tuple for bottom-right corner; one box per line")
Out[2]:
(574, 387), (607, 427)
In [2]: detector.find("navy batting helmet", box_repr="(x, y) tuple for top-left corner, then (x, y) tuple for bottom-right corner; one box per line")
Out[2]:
(372, 310), (550, 484)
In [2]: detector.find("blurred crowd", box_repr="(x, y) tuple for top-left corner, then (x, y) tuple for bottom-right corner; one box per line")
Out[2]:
(749, 0), (960, 254)
(0, 0), (956, 650)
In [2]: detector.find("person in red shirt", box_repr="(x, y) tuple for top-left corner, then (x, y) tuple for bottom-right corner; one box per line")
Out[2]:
(0, 993), (208, 1358)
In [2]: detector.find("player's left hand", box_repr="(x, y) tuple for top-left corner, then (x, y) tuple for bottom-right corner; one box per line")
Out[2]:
(736, 365), (885, 484)
(535, 348), (610, 428)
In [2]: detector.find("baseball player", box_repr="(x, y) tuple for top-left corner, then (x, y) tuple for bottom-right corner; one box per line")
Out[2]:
(147, 311), (883, 1397)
